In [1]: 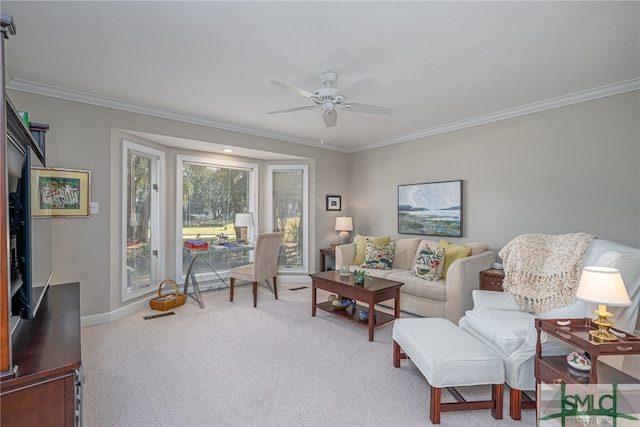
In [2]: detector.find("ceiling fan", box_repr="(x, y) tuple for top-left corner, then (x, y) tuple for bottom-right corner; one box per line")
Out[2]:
(267, 71), (394, 128)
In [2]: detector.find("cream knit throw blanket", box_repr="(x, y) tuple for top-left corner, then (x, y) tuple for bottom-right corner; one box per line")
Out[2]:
(499, 232), (594, 313)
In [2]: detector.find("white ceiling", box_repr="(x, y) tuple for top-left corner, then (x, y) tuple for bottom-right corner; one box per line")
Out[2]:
(2, 1), (639, 154)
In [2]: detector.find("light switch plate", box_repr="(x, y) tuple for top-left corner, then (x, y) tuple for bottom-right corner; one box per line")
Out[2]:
(90, 202), (99, 214)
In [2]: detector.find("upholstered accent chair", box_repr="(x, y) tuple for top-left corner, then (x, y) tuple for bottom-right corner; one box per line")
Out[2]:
(229, 232), (283, 307)
(459, 238), (640, 420)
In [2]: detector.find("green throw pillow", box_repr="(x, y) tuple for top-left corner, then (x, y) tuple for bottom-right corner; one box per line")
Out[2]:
(353, 235), (391, 265)
(361, 241), (395, 270)
(437, 240), (472, 279)
(411, 247), (445, 281)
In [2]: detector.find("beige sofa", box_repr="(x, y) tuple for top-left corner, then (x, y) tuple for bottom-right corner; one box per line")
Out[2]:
(335, 236), (495, 323)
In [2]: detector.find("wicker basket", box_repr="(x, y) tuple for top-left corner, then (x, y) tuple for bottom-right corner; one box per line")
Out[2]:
(149, 279), (187, 311)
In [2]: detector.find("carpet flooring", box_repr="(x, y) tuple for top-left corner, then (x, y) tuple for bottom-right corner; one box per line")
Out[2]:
(81, 284), (536, 426)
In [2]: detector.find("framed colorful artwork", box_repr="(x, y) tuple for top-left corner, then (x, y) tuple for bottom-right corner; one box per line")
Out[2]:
(398, 180), (462, 237)
(31, 168), (91, 217)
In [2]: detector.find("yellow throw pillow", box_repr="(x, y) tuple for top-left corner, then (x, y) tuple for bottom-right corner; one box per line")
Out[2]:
(353, 235), (391, 265)
(437, 239), (472, 279)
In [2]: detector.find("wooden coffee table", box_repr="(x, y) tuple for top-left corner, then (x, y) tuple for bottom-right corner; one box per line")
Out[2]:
(310, 270), (404, 341)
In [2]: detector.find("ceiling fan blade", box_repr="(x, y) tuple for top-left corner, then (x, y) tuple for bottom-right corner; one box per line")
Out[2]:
(323, 111), (338, 127)
(335, 76), (380, 99)
(270, 80), (313, 98)
(267, 105), (318, 114)
(342, 103), (394, 115)
(314, 49), (349, 74)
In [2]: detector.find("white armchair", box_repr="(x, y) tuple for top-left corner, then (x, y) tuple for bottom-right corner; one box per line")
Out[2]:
(459, 238), (640, 420)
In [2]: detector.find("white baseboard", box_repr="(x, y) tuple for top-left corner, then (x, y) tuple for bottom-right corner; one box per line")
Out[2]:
(81, 298), (149, 328)
(81, 275), (312, 328)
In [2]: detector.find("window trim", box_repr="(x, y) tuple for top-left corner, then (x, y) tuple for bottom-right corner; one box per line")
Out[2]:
(267, 164), (309, 274)
(175, 154), (259, 283)
(121, 140), (165, 302)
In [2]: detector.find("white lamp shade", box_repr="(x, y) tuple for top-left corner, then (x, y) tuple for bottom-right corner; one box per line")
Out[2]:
(335, 216), (353, 231)
(576, 266), (631, 306)
(235, 213), (254, 227)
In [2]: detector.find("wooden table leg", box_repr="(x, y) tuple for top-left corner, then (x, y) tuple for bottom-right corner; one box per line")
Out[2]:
(311, 280), (317, 316)
(510, 388), (521, 420)
(394, 287), (400, 318)
(368, 295), (375, 341)
(430, 386), (441, 424)
(492, 383), (504, 420)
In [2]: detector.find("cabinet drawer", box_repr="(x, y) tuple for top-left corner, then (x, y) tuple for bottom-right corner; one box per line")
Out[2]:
(537, 360), (576, 385)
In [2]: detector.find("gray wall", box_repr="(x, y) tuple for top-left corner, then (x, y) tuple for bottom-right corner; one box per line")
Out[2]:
(8, 90), (350, 317)
(349, 91), (640, 253)
(7, 89), (639, 319)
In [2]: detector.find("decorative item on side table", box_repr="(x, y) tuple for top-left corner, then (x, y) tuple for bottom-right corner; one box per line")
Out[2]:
(353, 269), (371, 285)
(566, 351), (591, 371)
(335, 215), (353, 245)
(576, 266), (631, 342)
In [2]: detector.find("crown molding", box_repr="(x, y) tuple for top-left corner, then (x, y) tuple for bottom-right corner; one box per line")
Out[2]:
(6, 79), (351, 153)
(7, 78), (638, 154)
(355, 79), (640, 152)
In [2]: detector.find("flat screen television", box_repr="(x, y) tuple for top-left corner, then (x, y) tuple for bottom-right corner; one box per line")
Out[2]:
(8, 138), (52, 323)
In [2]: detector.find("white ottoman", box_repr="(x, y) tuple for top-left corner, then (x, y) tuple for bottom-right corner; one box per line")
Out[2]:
(393, 317), (505, 424)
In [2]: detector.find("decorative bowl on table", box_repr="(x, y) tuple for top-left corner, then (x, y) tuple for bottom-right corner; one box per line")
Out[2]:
(566, 351), (591, 371)
(327, 294), (355, 310)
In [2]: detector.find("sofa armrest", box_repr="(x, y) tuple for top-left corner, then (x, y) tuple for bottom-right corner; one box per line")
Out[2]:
(335, 242), (356, 267)
(444, 250), (496, 323)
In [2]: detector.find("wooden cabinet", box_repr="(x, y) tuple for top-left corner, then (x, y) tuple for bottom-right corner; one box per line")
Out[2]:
(534, 318), (640, 423)
(479, 269), (504, 291)
(1, 283), (82, 427)
(0, 15), (79, 427)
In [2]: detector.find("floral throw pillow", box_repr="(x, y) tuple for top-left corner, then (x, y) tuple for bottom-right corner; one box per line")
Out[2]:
(411, 247), (445, 281)
(361, 241), (395, 270)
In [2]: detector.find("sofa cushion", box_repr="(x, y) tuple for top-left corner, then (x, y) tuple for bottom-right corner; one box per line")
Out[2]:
(465, 242), (489, 256)
(392, 237), (421, 269)
(353, 235), (391, 265)
(361, 240), (395, 270)
(411, 240), (438, 264)
(411, 247), (445, 281)
(438, 240), (472, 279)
(387, 270), (446, 302)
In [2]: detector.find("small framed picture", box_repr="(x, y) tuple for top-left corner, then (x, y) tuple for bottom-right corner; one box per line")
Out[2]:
(326, 195), (341, 211)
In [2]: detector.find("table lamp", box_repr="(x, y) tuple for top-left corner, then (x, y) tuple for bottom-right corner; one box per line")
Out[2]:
(576, 266), (631, 342)
(335, 215), (353, 245)
(234, 213), (254, 243)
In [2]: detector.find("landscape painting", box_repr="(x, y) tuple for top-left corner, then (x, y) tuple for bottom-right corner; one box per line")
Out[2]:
(398, 180), (462, 237)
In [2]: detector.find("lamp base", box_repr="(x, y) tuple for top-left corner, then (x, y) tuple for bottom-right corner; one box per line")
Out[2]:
(338, 230), (350, 245)
(235, 226), (248, 243)
(589, 310), (618, 342)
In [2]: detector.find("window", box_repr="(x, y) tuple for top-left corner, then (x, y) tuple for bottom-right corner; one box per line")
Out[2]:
(176, 155), (258, 285)
(267, 165), (309, 274)
(122, 141), (164, 301)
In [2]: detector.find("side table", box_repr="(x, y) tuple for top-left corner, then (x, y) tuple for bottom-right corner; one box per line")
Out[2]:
(319, 247), (335, 271)
(480, 268), (504, 292)
(535, 317), (640, 423)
